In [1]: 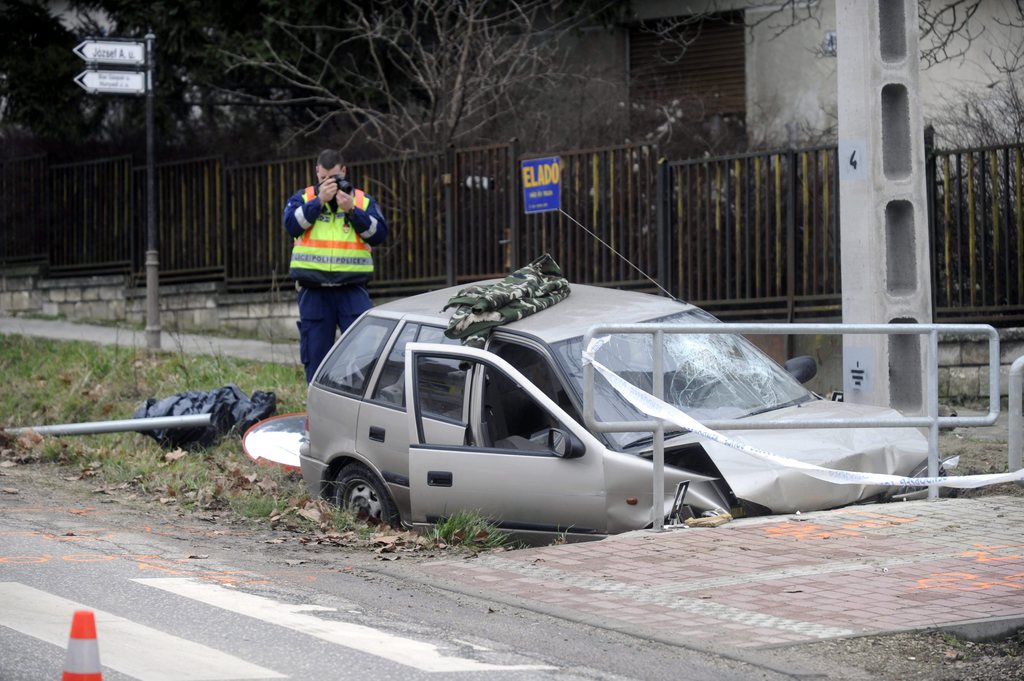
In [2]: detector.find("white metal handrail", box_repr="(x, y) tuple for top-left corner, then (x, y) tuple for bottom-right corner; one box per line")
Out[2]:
(582, 322), (1001, 531)
(1009, 355), (1024, 472)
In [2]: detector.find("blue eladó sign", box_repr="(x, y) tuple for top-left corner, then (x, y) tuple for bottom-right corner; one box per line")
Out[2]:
(522, 157), (561, 214)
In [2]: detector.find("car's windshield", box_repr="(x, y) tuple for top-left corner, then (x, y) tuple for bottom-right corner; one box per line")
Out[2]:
(551, 308), (813, 450)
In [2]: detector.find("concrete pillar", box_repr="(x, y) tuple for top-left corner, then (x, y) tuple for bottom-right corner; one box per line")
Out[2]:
(837, 0), (933, 412)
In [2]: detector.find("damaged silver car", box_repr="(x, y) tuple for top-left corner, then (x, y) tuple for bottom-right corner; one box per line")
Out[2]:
(300, 283), (931, 541)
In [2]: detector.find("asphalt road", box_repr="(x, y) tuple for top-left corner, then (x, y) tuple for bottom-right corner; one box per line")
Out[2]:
(0, 478), (798, 681)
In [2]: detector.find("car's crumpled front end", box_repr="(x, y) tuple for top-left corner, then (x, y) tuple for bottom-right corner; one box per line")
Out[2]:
(559, 313), (935, 517)
(602, 447), (734, 533)
(700, 399), (929, 514)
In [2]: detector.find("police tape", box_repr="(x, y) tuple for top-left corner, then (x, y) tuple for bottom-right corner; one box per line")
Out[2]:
(582, 336), (1024, 489)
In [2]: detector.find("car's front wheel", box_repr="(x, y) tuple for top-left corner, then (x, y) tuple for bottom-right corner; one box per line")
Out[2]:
(333, 463), (400, 527)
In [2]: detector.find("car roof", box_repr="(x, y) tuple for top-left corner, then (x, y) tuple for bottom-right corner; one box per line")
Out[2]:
(373, 281), (699, 343)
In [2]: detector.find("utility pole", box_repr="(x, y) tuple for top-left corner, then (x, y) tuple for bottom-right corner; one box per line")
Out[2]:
(837, 0), (932, 412)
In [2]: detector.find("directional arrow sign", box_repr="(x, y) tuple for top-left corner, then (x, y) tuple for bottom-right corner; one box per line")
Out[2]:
(74, 69), (146, 95)
(73, 39), (146, 65)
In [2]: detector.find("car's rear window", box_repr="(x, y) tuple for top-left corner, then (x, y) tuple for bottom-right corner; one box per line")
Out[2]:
(315, 316), (396, 395)
(372, 323), (457, 407)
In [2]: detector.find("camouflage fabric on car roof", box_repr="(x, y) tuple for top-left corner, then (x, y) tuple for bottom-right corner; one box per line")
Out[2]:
(443, 253), (571, 348)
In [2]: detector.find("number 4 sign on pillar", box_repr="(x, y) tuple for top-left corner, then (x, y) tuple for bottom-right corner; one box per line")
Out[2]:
(838, 139), (868, 182)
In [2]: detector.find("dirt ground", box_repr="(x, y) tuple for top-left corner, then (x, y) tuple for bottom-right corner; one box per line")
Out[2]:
(780, 628), (1024, 681)
(1, 417), (1021, 680)
(940, 408), (1024, 500)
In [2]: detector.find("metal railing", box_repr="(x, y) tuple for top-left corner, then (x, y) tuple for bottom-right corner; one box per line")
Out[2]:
(2, 137), (1022, 325)
(662, 147), (841, 319)
(1010, 355), (1024, 472)
(522, 144), (661, 288)
(0, 154), (47, 265)
(50, 156), (134, 275)
(930, 142), (1024, 324)
(582, 322), (1001, 531)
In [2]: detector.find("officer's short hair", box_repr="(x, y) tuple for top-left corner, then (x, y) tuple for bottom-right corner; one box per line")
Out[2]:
(317, 149), (345, 170)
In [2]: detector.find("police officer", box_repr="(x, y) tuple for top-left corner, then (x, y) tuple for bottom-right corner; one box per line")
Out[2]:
(283, 149), (389, 382)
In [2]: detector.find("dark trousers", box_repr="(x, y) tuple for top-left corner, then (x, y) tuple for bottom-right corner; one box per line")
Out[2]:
(297, 284), (372, 382)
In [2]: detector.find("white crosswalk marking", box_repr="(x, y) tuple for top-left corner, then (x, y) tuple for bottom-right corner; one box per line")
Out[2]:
(134, 577), (555, 673)
(0, 582), (285, 680)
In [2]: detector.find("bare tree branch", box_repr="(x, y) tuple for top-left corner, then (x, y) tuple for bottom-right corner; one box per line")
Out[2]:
(744, 0), (822, 42)
(917, 0), (985, 68)
(987, 0), (1024, 78)
(224, 0), (617, 155)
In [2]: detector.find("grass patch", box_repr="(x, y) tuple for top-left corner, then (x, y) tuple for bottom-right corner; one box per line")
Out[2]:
(229, 492), (289, 519)
(0, 335), (522, 554)
(429, 509), (512, 550)
(0, 334), (308, 521)
(0, 335), (305, 428)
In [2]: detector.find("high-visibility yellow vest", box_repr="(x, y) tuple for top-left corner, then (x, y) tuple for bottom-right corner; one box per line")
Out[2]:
(289, 187), (374, 286)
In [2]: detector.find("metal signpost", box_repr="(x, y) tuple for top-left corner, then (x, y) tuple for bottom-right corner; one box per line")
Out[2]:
(73, 35), (160, 351)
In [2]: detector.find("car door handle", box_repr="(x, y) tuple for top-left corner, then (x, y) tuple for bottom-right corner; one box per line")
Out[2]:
(427, 471), (453, 487)
(369, 426), (385, 442)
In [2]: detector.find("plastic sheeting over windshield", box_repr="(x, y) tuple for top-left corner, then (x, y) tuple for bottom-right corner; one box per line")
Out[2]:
(554, 308), (811, 450)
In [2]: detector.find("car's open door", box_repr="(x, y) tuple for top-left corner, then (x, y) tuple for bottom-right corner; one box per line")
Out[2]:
(404, 343), (607, 538)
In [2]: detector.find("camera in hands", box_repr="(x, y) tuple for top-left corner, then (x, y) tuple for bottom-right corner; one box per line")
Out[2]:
(333, 174), (353, 194)
(316, 174), (353, 196)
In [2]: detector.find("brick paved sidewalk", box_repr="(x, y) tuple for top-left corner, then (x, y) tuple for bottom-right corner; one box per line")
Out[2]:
(419, 496), (1024, 651)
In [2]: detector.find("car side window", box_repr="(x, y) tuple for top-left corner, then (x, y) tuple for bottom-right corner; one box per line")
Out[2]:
(414, 355), (468, 422)
(481, 364), (558, 451)
(411, 353), (569, 452)
(489, 339), (582, 425)
(315, 317), (396, 395)
(372, 324), (458, 407)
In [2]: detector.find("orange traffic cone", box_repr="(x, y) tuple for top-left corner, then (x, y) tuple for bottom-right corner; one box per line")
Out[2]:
(62, 610), (102, 680)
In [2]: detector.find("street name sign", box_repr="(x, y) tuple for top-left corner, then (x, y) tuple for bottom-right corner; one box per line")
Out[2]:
(74, 69), (146, 95)
(73, 39), (146, 66)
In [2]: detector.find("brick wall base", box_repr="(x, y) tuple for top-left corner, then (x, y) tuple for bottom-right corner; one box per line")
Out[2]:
(0, 266), (300, 343)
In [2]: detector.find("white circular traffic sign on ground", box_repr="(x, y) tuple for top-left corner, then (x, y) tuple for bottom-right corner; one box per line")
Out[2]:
(242, 412), (306, 471)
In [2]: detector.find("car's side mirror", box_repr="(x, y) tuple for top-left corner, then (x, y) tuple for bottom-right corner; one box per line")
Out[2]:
(784, 355), (817, 384)
(547, 427), (585, 458)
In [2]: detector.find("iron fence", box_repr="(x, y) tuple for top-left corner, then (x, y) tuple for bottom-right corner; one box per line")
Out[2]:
(130, 156), (225, 283)
(224, 155), (303, 290)
(0, 155), (47, 265)
(49, 156), (134, 275)
(524, 144), (661, 289)
(930, 142), (1024, 324)
(663, 147), (840, 320)
(450, 143), (518, 281)
(358, 152), (448, 290)
(0, 138), (1020, 326)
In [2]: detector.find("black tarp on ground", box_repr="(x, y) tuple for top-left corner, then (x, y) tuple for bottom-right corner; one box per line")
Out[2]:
(132, 384), (277, 448)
